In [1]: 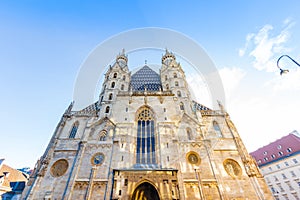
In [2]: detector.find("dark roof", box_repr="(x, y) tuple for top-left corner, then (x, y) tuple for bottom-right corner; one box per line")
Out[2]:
(250, 130), (300, 166)
(130, 65), (162, 91)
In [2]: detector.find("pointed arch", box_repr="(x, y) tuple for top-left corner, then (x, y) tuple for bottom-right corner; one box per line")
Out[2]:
(179, 102), (184, 110)
(173, 72), (177, 78)
(105, 106), (110, 113)
(99, 130), (107, 141)
(122, 75), (126, 81)
(131, 182), (160, 200)
(186, 127), (192, 140)
(111, 82), (115, 88)
(108, 93), (113, 100)
(213, 121), (223, 137)
(69, 121), (79, 138)
(177, 91), (182, 97)
(113, 72), (117, 78)
(136, 106), (156, 164)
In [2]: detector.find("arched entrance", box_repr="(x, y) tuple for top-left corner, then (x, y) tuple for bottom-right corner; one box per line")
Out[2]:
(131, 182), (160, 200)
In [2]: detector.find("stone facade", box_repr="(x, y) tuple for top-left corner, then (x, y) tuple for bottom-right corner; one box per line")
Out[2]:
(22, 50), (273, 200)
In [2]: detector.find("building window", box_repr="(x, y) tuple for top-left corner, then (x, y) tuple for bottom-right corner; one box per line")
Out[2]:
(173, 72), (177, 78)
(111, 82), (115, 88)
(100, 96), (104, 102)
(165, 75), (168, 81)
(187, 128), (192, 140)
(263, 151), (268, 155)
(271, 154), (276, 159)
(277, 145), (282, 149)
(179, 102), (184, 110)
(278, 151), (283, 156)
(119, 190), (121, 195)
(122, 75), (126, 81)
(105, 106), (110, 113)
(175, 81), (179, 86)
(290, 171), (296, 177)
(269, 167), (272, 171)
(213, 121), (223, 137)
(124, 179), (128, 186)
(99, 130), (107, 141)
(163, 108), (166, 112)
(276, 164), (280, 169)
(69, 122), (79, 138)
(136, 107), (156, 164)
(109, 93), (113, 100)
(274, 175), (278, 181)
(284, 161), (289, 166)
(277, 183), (284, 192)
(287, 147), (292, 153)
(286, 182), (294, 190)
(282, 173), (287, 179)
(264, 157), (268, 161)
(113, 73), (117, 78)
(293, 159), (298, 164)
(177, 91), (182, 97)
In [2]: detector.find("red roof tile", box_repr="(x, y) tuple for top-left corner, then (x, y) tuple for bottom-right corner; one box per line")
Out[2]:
(250, 130), (300, 166)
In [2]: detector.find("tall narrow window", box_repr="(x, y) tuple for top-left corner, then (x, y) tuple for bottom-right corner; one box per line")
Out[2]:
(175, 81), (179, 86)
(109, 93), (113, 100)
(69, 122), (79, 138)
(121, 84), (124, 90)
(136, 107), (156, 164)
(180, 102), (184, 110)
(100, 96), (104, 102)
(122, 75), (126, 81)
(187, 128), (192, 140)
(166, 84), (169, 90)
(113, 73), (117, 78)
(105, 106), (110, 113)
(177, 91), (181, 97)
(165, 75), (168, 81)
(111, 82), (115, 88)
(173, 72), (177, 78)
(213, 121), (222, 137)
(99, 130), (107, 141)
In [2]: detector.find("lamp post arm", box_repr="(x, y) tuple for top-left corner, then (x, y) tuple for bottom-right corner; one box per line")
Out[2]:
(277, 55), (300, 75)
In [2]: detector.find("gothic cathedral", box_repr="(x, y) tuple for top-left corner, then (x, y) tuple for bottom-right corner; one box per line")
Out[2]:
(22, 50), (272, 199)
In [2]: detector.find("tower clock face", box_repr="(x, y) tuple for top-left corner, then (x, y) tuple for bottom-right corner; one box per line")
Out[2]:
(91, 153), (105, 166)
(50, 159), (69, 177)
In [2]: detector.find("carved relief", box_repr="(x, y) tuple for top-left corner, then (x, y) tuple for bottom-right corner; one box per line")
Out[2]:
(223, 159), (242, 178)
(50, 159), (69, 177)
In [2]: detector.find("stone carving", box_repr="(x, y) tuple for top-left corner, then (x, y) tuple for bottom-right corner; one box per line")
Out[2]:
(223, 159), (242, 178)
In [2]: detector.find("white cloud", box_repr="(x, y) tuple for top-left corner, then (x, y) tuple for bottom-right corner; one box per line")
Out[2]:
(219, 67), (246, 101)
(265, 68), (300, 91)
(239, 19), (294, 72)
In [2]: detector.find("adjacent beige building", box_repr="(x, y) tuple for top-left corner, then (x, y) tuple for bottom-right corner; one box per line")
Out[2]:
(251, 130), (300, 200)
(22, 50), (273, 199)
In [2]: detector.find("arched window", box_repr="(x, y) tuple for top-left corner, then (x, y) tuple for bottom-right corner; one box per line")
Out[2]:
(187, 128), (192, 140)
(121, 84), (124, 90)
(166, 84), (169, 90)
(113, 73), (117, 78)
(105, 106), (110, 113)
(175, 81), (179, 86)
(165, 75), (168, 81)
(109, 93), (113, 100)
(111, 82), (115, 88)
(173, 72), (177, 78)
(122, 75), (126, 81)
(99, 130), (107, 141)
(213, 121), (223, 137)
(180, 102), (184, 110)
(136, 107), (156, 164)
(177, 91), (182, 97)
(69, 122), (79, 138)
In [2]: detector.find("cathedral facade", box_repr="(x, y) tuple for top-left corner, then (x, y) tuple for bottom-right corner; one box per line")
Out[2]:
(22, 50), (272, 200)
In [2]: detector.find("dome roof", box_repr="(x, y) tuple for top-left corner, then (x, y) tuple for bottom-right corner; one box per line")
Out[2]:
(130, 65), (162, 91)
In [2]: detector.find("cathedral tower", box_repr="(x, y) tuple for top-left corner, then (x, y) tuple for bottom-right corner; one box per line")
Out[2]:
(22, 50), (272, 200)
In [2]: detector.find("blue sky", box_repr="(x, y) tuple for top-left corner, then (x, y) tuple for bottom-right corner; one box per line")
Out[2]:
(1, 1), (300, 168)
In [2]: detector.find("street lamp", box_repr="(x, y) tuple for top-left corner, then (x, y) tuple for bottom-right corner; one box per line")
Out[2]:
(277, 55), (300, 75)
